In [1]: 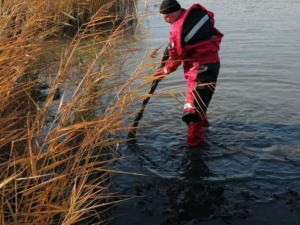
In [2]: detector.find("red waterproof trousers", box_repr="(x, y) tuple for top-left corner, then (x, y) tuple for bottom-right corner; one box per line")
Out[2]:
(184, 62), (220, 147)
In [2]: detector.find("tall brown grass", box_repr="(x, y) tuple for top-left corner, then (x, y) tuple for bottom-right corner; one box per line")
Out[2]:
(0, 0), (161, 224)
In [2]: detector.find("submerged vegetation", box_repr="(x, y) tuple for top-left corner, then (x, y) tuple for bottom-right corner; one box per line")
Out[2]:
(0, 0), (161, 223)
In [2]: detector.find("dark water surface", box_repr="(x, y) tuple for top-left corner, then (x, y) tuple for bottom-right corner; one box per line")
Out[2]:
(110, 0), (300, 224)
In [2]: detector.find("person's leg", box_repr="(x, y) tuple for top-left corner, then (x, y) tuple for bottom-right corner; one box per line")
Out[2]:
(183, 62), (220, 147)
(186, 122), (204, 146)
(182, 75), (199, 124)
(183, 68), (204, 146)
(194, 62), (220, 122)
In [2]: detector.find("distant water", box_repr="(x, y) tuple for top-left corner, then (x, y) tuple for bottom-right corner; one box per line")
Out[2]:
(110, 0), (300, 223)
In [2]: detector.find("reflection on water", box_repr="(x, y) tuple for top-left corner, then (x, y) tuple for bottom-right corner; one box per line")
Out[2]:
(110, 0), (300, 223)
(166, 148), (225, 221)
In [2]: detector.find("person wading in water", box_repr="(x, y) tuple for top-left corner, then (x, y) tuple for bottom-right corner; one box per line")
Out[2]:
(153, 0), (223, 147)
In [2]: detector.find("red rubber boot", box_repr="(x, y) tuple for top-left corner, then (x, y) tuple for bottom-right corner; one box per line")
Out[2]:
(186, 122), (204, 147)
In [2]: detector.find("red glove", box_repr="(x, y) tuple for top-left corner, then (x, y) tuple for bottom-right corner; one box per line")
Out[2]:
(153, 69), (166, 80)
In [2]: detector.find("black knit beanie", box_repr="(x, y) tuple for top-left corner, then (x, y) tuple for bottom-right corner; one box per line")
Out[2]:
(159, 0), (181, 14)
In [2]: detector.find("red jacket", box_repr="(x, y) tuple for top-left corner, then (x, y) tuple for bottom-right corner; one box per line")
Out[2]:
(163, 4), (224, 74)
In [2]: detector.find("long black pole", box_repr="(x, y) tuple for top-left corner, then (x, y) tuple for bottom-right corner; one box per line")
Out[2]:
(127, 45), (169, 139)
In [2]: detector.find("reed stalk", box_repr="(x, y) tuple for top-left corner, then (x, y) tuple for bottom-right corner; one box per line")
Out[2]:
(0, 0), (163, 224)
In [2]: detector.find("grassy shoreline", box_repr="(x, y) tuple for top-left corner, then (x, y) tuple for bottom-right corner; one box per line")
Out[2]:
(0, 0), (161, 224)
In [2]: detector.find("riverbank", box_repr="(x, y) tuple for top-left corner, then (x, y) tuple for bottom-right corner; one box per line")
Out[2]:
(0, 0), (144, 224)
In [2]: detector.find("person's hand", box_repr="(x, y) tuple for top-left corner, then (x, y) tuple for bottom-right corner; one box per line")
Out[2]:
(153, 69), (166, 80)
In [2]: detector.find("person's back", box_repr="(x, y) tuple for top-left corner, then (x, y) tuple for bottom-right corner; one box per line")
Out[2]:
(181, 8), (215, 46)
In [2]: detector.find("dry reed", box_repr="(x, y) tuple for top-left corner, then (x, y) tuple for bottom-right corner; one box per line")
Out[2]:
(0, 0), (162, 224)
